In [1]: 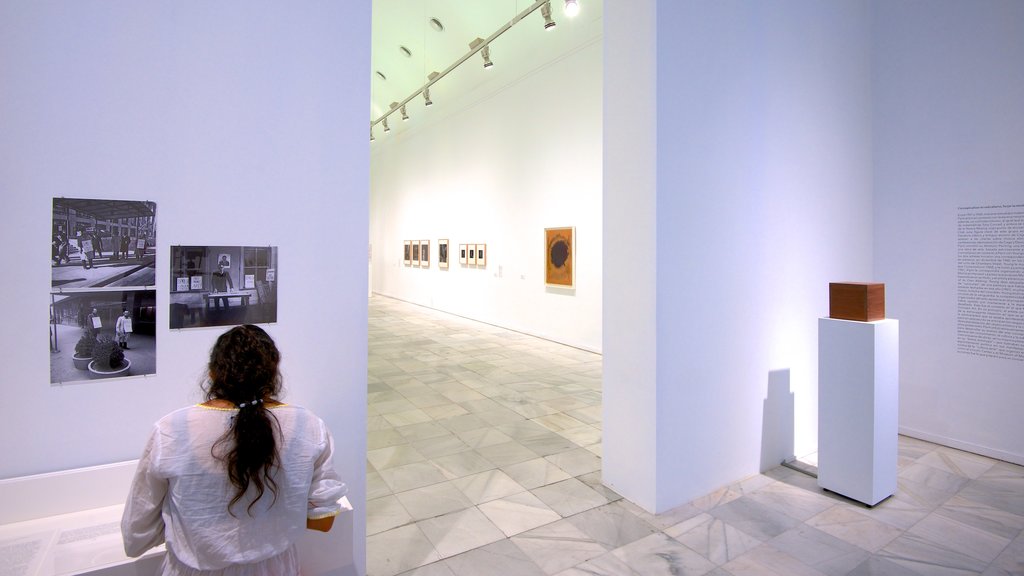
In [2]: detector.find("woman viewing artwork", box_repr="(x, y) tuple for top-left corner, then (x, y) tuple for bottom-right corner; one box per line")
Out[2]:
(122, 324), (347, 575)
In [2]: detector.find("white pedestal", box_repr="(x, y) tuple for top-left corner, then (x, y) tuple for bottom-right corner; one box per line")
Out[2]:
(818, 318), (899, 506)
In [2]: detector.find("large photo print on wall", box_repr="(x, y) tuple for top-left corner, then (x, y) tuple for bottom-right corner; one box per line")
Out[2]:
(545, 227), (575, 288)
(50, 198), (158, 384)
(169, 246), (278, 329)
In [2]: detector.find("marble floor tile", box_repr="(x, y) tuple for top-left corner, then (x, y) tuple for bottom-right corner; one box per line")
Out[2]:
(369, 445), (427, 471)
(443, 539), (547, 576)
(396, 481), (476, 521)
(747, 481), (837, 521)
(422, 403), (470, 421)
(551, 551), (639, 576)
(566, 502), (660, 550)
(544, 448), (602, 478)
(767, 525), (870, 576)
(709, 497), (803, 541)
(879, 532), (990, 575)
(532, 478), (609, 517)
(502, 458), (572, 490)
(368, 467), (394, 499)
(666, 512), (762, 565)
(477, 440), (540, 467)
(479, 491), (563, 537)
(367, 523), (442, 576)
(512, 519), (609, 574)
(380, 461), (449, 493)
(411, 435), (473, 459)
(370, 428), (409, 450)
(906, 512), (1011, 564)
(917, 448), (997, 479)
(418, 507), (508, 559)
(898, 462), (971, 498)
(437, 413), (491, 434)
(984, 532), (1024, 576)
(368, 495), (415, 536)
(432, 450), (496, 480)
(373, 398), (419, 415)
(934, 494), (1024, 540)
(723, 543), (828, 576)
(390, 419), (452, 442)
(845, 556), (922, 576)
(455, 428), (514, 449)
(576, 471), (622, 502)
(395, 560), (456, 576)
(553, 425), (602, 448)
(532, 413), (587, 432)
(452, 469), (527, 505)
(615, 498), (704, 531)
(608, 532), (717, 576)
(958, 472), (1024, 517)
(407, 393), (453, 409)
(519, 433), (579, 457)
(806, 504), (904, 552)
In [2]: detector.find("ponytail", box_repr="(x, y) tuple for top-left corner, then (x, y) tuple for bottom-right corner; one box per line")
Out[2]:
(206, 325), (282, 515)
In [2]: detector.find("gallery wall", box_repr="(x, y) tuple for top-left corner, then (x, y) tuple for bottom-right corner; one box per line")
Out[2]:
(605, 0), (875, 512)
(369, 38), (603, 352)
(0, 1), (369, 572)
(873, 0), (1024, 464)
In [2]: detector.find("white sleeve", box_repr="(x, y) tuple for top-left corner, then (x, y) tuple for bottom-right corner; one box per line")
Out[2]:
(307, 421), (348, 519)
(121, 427), (168, 557)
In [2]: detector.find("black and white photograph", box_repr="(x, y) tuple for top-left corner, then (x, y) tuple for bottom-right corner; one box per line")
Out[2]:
(476, 243), (486, 267)
(52, 198), (156, 290)
(49, 289), (157, 384)
(438, 239), (449, 269)
(419, 240), (430, 268)
(404, 240), (412, 266)
(460, 244), (468, 265)
(169, 245), (279, 329)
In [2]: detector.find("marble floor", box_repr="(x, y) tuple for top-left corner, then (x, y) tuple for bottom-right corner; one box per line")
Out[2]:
(366, 296), (1024, 576)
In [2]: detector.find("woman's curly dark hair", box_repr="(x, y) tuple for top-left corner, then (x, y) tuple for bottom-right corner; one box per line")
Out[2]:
(205, 325), (283, 515)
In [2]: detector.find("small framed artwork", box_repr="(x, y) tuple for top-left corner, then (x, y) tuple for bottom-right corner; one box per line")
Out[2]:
(403, 241), (411, 266)
(420, 240), (430, 268)
(412, 242), (420, 266)
(460, 244), (468, 265)
(438, 239), (449, 269)
(545, 226), (575, 288)
(468, 245), (477, 265)
(476, 244), (486, 267)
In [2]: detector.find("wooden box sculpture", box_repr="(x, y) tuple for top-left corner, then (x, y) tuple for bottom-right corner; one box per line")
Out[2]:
(829, 282), (885, 322)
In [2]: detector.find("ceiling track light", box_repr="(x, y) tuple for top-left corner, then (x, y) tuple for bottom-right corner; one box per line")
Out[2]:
(370, 128), (375, 142)
(541, 2), (556, 30)
(469, 38), (494, 69)
(400, 105), (409, 121)
(371, 1), (564, 135)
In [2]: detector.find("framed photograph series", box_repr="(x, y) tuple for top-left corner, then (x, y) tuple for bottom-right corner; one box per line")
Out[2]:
(438, 239), (449, 269)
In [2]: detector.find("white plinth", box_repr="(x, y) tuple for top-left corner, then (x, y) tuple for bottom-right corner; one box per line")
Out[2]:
(818, 318), (899, 506)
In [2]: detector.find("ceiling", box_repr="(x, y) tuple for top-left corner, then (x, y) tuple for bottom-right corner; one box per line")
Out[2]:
(370, 0), (603, 139)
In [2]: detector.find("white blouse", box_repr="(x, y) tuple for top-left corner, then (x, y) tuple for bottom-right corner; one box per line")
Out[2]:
(121, 404), (347, 575)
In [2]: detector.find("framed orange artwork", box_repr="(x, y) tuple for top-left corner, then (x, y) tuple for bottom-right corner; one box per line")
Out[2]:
(545, 227), (574, 288)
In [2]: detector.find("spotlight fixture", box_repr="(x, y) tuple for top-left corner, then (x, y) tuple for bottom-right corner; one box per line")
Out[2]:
(541, 2), (556, 30)
(382, 117), (390, 133)
(401, 105), (409, 121)
(470, 38), (493, 69)
(423, 87), (433, 107)
(370, 128), (375, 142)
(564, 0), (580, 17)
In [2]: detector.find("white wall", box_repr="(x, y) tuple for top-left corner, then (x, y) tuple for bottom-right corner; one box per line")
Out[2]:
(0, 2), (369, 573)
(873, 0), (1024, 464)
(602, 0), (659, 511)
(606, 0), (875, 512)
(369, 40), (603, 352)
